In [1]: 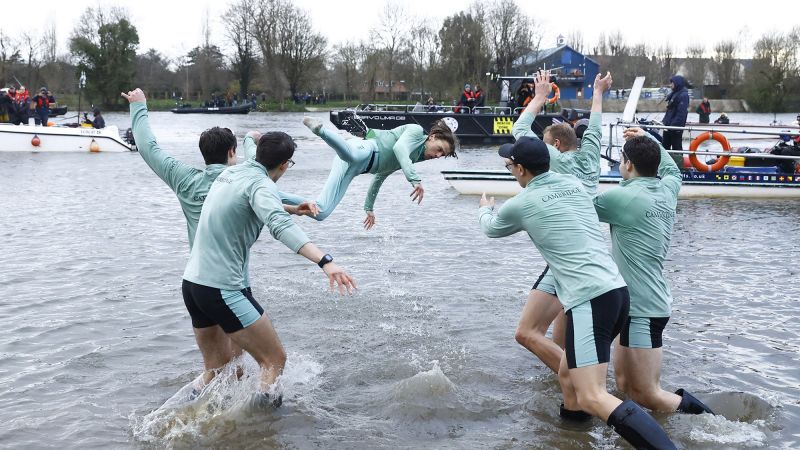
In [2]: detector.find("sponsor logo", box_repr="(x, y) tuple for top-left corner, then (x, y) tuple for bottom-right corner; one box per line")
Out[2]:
(215, 176), (233, 184)
(645, 210), (675, 220)
(192, 194), (207, 201)
(361, 115), (406, 121)
(541, 186), (581, 202)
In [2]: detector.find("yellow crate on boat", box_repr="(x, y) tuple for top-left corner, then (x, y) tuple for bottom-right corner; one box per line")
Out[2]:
(727, 156), (745, 167)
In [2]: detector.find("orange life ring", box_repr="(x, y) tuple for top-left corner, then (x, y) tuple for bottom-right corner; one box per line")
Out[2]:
(546, 83), (560, 105)
(688, 132), (730, 172)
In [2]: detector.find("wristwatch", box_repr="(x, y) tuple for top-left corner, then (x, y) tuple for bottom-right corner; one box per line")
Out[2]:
(318, 254), (333, 269)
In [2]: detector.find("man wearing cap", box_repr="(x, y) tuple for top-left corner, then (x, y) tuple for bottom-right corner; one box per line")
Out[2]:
(32, 87), (51, 126)
(457, 83), (475, 114)
(595, 127), (715, 417)
(84, 107), (106, 129)
(478, 137), (675, 449)
(510, 69), (612, 376)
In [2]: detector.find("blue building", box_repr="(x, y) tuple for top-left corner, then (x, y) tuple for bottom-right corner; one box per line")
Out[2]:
(514, 39), (600, 100)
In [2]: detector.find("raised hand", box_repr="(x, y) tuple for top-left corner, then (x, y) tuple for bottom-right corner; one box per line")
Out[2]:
(594, 72), (613, 94)
(533, 70), (552, 99)
(120, 88), (146, 103)
(623, 127), (646, 141)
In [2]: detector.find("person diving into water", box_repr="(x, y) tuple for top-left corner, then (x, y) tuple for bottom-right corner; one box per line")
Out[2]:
(293, 117), (458, 229)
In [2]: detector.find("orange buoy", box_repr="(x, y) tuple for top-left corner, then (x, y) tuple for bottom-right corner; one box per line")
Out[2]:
(688, 132), (730, 172)
(89, 139), (100, 153)
(31, 135), (40, 147)
(546, 83), (560, 105)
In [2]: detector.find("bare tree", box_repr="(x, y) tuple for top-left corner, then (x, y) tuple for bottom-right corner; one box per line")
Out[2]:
(20, 32), (42, 90)
(332, 42), (362, 101)
(712, 39), (739, 96)
(0, 31), (22, 87)
(567, 30), (585, 54)
(484, 0), (542, 77)
(371, 2), (408, 100)
(746, 28), (800, 111)
(655, 43), (675, 85)
(274, 7), (327, 99)
(684, 43), (706, 90)
(408, 19), (439, 102)
(225, 0), (259, 99)
(42, 22), (57, 65)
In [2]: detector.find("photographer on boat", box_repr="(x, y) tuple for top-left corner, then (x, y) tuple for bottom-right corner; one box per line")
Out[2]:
(83, 107), (105, 129)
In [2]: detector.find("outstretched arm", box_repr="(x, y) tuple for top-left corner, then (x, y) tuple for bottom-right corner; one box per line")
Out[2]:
(478, 195), (523, 238)
(122, 88), (196, 192)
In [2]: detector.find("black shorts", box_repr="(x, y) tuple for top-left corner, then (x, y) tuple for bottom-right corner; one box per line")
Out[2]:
(620, 316), (670, 349)
(182, 280), (263, 333)
(565, 286), (630, 369)
(531, 265), (557, 295)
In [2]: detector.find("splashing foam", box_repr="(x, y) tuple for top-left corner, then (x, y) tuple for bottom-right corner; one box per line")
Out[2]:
(129, 352), (323, 445)
(687, 415), (767, 447)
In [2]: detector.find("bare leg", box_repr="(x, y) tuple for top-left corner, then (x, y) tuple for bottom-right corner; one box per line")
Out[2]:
(557, 352), (580, 411)
(193, 325), (234, 385)
(515, 289), (564, 373)
(552, 309), (566, 350)
(613, 341), (681, 412)
(567, 362), (621, 422)
(227, 314), (287, 391)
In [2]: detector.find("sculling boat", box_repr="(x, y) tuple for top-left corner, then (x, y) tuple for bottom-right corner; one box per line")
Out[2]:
(0, 123), (135, 153)
(170, 104), (252, 114)
(442, 168), (800, 199)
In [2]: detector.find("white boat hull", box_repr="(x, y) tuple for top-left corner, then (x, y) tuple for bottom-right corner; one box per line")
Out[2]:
(442, 170), (800, 199)
(0, 124), (133, 153)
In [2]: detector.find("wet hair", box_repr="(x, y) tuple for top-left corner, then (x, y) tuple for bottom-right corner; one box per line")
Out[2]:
(256, 131), (296, 170)
(198, 127), (237, 165)
(622, 136), (660, 177)
(428, 119), (459, 158)
(543, 123), (578, 150)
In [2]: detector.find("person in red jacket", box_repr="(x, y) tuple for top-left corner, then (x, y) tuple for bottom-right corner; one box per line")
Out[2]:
(457, 83), (475, 114)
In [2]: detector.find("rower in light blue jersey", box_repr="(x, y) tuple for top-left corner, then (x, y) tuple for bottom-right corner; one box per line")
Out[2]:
(594, 127), (715, 416)
(273, 118), (457, 228)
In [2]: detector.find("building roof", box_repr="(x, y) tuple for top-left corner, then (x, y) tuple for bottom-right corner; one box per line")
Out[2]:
(516, 45), (600, 68)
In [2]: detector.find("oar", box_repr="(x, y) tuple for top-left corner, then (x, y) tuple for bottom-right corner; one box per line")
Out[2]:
(616, 122), (800, 137)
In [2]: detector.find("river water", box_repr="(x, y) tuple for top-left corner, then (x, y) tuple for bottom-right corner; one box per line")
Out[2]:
(1, 111), (799, 449)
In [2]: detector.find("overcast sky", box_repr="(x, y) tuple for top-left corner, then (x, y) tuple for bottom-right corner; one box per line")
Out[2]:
(3, 0), (796, 61)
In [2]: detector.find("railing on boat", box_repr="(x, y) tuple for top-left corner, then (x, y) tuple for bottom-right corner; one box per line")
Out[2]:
(353, 103), (517, 115)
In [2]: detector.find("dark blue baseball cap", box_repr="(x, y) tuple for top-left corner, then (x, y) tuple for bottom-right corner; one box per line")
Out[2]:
(498, 137), (550, 171)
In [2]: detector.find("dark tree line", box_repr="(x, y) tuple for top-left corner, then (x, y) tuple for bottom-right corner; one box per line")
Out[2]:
(0, 3), (798, 112)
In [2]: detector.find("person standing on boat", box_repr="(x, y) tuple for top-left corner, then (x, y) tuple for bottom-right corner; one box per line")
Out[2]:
(31, 87), (51, 126)
(510, 69), (610, 376)
(662, 75), (689, 168)
(183, 131), (356, 407)
(696, 97), (711, 123)
(473, 83), (485, 109)
(594, 127), (715, 416)
(0, 87), (17, 124)
(296, 117), (458, 228)
(478, 138), (676, 449)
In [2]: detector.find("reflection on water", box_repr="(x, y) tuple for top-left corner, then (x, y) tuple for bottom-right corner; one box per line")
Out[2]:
(0, 111), (798, 448)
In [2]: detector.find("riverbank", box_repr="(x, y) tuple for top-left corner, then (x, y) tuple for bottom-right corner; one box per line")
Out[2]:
(47, 94), (751, 114)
